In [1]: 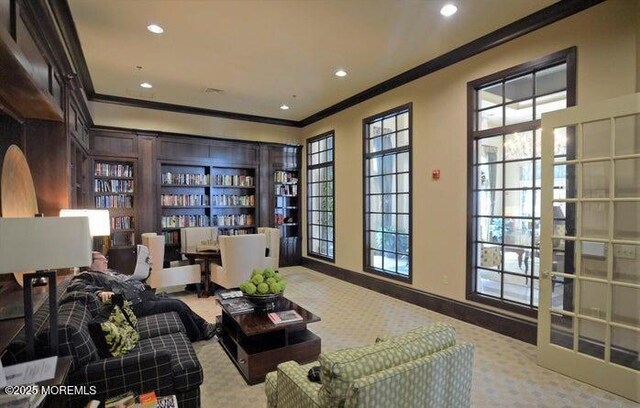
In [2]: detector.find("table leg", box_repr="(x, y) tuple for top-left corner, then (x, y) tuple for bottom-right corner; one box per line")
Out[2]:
(201, 261), (210, 298)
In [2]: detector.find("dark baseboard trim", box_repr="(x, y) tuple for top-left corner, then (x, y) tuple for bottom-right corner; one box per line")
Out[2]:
(301, 257), (537, 345)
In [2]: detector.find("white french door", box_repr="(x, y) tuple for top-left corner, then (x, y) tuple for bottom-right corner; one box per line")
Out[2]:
(538, 92), (640, 402)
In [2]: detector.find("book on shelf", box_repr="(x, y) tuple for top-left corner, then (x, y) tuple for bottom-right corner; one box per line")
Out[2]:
(220, 297), (254, 314)
(268, 310), (303, 324)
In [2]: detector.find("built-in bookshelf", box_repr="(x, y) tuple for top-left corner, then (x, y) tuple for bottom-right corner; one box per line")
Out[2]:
(211, 167), (257, 236)
(274, 169), (299, 266)
(93, 160), (136, 252)
(274, 170), (298, 229)
(160, 164), (211, 258)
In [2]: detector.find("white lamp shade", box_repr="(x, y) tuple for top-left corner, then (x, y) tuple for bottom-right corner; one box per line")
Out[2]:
(0, 217), (92, 274)
(60, 209), (111, 237)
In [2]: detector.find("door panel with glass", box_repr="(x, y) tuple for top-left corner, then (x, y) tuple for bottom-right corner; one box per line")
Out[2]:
(538, 93), (640, 403)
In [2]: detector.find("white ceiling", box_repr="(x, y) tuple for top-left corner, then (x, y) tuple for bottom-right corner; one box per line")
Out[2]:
(68, 0), (556, 121)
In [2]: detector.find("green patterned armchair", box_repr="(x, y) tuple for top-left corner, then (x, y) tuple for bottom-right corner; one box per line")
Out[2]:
(265, 323), (474, 408)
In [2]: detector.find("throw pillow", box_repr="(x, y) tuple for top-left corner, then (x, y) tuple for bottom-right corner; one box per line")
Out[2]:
(88, 294), (139, 358)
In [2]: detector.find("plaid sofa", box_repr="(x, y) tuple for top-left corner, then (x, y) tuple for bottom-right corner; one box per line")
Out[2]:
(2, 288), (203, 407)
(265, 323), (474, 408)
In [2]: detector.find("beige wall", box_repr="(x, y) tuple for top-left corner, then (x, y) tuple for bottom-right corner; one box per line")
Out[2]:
(299, 0), (639, 318)
(89, 101), (301, 145)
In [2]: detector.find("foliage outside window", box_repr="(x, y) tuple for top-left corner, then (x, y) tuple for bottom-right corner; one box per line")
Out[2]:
(307, 132), (335, 261)
(468, 48), (576, 314)
(363, 104), (412, 281)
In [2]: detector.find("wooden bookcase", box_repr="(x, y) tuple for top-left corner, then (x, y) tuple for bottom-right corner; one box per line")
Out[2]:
(92, 158), (136, 252)
(211, 166), (257, 236)
(273, 169), (300, 266)
(160, 163), (211, 262)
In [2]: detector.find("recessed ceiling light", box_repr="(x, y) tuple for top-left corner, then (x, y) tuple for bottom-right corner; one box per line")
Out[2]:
(140, 82), (153, 89)
(147, 24), (164, 34)
(280, 105), (290, 110)
(335, 69), (347, 77)
(440, 4), (457, 17)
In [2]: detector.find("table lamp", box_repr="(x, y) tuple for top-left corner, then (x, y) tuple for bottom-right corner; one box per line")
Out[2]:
(0, 217), (91, 359)
(60, 209), (111, 254)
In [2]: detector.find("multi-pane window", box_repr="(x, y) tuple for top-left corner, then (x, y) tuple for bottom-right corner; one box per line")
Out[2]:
(468, 48), (575, 313)
(307, 132), (335, 261)
(363, 104), (412, 281)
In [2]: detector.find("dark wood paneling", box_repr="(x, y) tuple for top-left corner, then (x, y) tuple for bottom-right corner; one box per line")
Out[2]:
(211, 139), (258, 166)
(158, 137), (210, 160)
(90, 129), (137, 157)
(0, 0), (11, 34)
(47, 0), (95, 95)
(258, 145), (271, 226)
(0, 25), (62, 121)
(0, 113), (24, 188)
(15, 11), (49, 100)
(136, 134), (157, 237)
(23, 119), (69, 216)
(302, 257), (538, 345)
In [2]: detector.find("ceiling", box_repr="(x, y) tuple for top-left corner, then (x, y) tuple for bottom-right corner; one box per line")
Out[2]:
(68, 0), (557, 122)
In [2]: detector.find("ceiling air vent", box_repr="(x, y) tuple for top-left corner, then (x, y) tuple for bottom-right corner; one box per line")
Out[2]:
(203, 87), (224, 94)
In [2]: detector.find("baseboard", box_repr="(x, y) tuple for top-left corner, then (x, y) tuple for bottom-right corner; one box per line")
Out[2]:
(301, 257), (537, 345)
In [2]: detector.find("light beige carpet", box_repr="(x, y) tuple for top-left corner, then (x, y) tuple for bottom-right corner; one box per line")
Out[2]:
(174, 266), (636, 408)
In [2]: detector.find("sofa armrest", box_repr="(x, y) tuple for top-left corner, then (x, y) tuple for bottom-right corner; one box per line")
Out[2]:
(272, 361), (322, 408)
(67, 349), (175, 404)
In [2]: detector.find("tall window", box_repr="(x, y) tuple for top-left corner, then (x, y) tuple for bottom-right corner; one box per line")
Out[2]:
(363, 104), (412, 281)
(307, 131), (335, 261)
(468, 48), (576, 313)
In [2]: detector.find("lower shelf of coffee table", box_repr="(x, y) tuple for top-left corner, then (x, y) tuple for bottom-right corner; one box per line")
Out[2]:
(217, 316), (321, 385)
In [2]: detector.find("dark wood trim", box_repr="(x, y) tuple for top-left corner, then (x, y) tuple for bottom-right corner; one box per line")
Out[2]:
(306, 130), (336, 263)
(91, 124), (302, 148)
(466, 47), (577, 92)
(53, 1), (600, 128)
(302, 257), (537, 344)
(465, 47), (578, 316)
(47, 0), (95, 95)
(90, 93), (299, 128)
(16, 0), (92, 124)
(298, 2), (600, 126)
(0, 25), (63, 121)
(361, 103), (413, 285)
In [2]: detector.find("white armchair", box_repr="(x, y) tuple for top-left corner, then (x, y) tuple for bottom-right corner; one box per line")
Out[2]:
(258, 227), (280, 270)
(180, 227), (219, 252)
(211, 233), (268, 289)
(141, 232), (202, 291)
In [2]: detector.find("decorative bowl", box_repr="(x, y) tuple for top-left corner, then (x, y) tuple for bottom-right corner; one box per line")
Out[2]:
(244, 292), (283, 312)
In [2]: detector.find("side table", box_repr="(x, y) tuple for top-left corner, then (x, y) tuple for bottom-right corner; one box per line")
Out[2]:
(182, 250), (221, 298)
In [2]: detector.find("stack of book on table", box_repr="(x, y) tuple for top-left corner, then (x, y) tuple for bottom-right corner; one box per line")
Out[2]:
(219, 297), (254, 314)
(268, 310), (303, 324)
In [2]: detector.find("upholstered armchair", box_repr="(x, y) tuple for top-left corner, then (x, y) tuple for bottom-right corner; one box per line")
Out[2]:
(265, 323), (474, 408)
(141, 233), (202, 291)
(258, 227), (281, 269)
(211, 233), (268, 289)
(180, 227), (219, 252)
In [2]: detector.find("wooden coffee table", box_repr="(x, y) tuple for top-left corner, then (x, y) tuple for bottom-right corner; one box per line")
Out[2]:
(217, 296), (321, 385)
